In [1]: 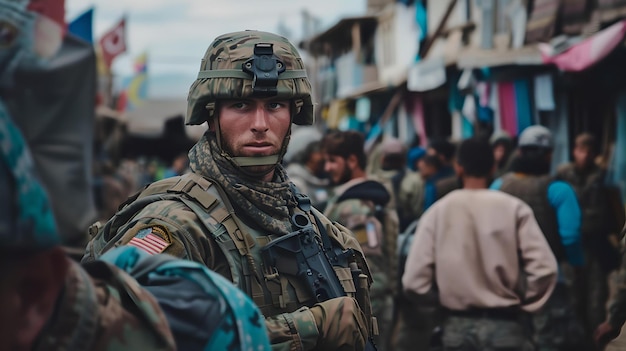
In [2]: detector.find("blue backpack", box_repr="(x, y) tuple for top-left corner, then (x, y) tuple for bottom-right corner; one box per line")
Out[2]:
(99, 246), (271, 351)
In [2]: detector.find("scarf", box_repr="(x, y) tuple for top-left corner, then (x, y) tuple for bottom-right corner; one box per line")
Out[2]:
(188, 132), (297, 236)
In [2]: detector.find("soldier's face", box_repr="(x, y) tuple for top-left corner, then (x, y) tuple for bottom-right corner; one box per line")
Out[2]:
(218, 98), (291, 175)
(324, 154), (352, 185)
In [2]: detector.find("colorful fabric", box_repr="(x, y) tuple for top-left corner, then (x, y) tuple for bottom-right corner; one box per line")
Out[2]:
(515, 80), (533, 134)
(0, 101), (59, 248)
(497, 82), (518, 137)
(539, 19), (626, 72)
(100, 246), (271, 351)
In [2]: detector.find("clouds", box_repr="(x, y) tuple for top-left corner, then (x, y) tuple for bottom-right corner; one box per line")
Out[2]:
(66, 0), (366, 97)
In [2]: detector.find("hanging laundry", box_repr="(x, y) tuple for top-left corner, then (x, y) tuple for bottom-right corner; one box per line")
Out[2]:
(534, 74), (556, 111)
(489, 82), (502, 133)
(497, 82), (518, 137)
(514, 80), (533, 133)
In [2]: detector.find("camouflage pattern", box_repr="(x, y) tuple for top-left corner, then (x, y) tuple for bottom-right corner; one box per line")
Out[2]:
(532, 283), (587, 351)
(34, 259), (176, 351)
(187, 30), (313, 126)
(371, 168), (424, 232)
(101, 246), (271, 351)
(324, 178), (399, 350)
(441, 315), (534, 351)
(84, 133), (374, 350)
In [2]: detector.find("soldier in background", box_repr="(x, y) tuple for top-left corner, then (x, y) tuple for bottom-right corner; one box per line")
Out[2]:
(84, 31), (373, 351)
(286, 140), (330, 211)
(557, 133), (624, 343)
(322, 130), (399, 351)
(370, 137), (424, 233)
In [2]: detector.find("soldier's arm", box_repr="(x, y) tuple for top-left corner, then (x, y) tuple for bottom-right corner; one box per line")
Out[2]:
(516, 202), (559, 313)
(86, 200), (232, 277)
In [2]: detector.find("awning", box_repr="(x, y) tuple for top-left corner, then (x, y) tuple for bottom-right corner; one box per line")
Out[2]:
(456, 45), (544, 69)
(539, 19), (626, 72)
(303, 15), (378, 57)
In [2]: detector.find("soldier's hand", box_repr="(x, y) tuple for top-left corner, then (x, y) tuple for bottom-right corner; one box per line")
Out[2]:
(309, 296), (368, 351)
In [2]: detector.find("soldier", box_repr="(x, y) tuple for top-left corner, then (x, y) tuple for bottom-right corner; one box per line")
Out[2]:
(321, 130), (399, 350)
(403, 137), (558, 351)
(370, 137), (424, 233)
(84, 31), (373, 351)
(557, 133), (623, 340)
(287, 139), (330, 209)
(491, 125), (587, 350)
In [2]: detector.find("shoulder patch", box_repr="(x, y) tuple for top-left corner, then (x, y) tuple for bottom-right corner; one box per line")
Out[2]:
(127, 225), (172, 255)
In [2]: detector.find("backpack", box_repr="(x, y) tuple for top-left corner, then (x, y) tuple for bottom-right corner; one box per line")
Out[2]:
(334, 180), (400, 295)
(97, 245), (271, 351)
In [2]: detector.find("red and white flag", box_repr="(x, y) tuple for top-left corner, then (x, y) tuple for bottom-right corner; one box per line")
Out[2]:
(98, 17), (127, 69)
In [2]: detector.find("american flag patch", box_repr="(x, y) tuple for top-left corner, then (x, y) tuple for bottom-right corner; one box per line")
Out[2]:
(128, 227), (171, 255)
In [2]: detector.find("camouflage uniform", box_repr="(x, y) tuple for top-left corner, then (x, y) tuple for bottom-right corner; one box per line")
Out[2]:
(84, 31), (373, 351)
(324, 177), (399, 350)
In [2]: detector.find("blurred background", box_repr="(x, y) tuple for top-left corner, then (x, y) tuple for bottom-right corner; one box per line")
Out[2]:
(20, 0), (626, 247)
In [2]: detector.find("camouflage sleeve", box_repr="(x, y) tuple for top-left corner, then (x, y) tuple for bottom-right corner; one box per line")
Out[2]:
(93, 200), (232, 279)
(608, 249), (626, 329)
(398, 172), (425, 220)
(264, 307), (320, 351)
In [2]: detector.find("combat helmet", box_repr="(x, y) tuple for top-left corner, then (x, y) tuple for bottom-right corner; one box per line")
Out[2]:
(187, 30), (313, 126)
(187, 30), (314, 169)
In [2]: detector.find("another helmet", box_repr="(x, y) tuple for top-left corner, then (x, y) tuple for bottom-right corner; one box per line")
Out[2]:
(518, 125), (553, 149)
(186, 30), (314, 126)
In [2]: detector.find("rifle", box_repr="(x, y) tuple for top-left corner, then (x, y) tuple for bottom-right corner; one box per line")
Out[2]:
(261, 212), (377, 351)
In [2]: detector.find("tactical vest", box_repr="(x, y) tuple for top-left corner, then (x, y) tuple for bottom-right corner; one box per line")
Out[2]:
(499, 173), (565, 261)
(84, 172), (369, 319)
(557, 164), (609, 235)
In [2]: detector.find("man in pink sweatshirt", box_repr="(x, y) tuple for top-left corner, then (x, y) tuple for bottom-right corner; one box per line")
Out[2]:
(402, 137), (558, 351)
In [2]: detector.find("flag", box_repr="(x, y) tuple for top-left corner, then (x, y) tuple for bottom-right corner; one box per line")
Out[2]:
(68, 7), (93, 43)
(28, 0), (66, 59)
(119, 52), (148, 112)
(133, 51), (147, 74)
(98, 17), (127, 69)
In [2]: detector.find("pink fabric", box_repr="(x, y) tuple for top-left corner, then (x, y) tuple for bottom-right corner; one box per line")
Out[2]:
(497, 82), (518, 136)
(540, 19), (626, 72)
(411, 96), (428, 147)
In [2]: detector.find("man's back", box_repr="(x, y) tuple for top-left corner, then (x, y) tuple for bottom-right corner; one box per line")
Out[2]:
(403, 188), (557, 313)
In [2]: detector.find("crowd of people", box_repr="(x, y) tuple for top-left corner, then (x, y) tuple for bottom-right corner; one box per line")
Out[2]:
(3, 1), (626, 350)
(282, 125), (626, 351)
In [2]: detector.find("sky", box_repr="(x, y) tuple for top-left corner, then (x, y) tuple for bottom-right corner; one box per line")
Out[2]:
(66, 0), (367, 98)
